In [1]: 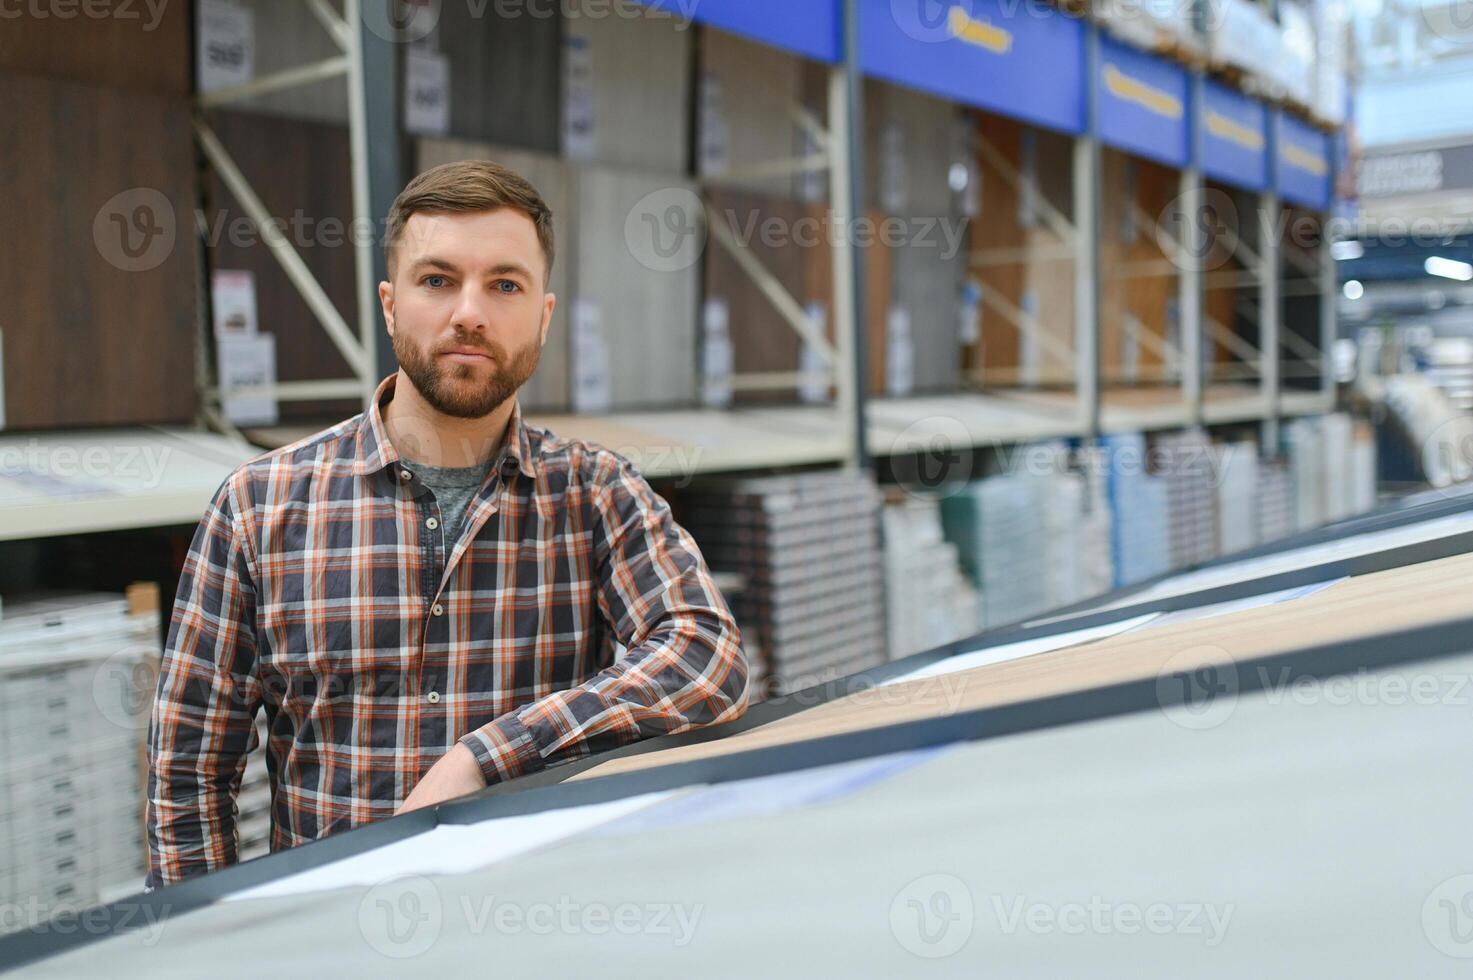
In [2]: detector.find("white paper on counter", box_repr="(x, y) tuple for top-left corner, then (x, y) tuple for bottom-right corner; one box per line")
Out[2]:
(224, 790), (684, 903)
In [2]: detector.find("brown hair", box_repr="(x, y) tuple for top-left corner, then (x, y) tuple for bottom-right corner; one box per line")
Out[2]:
(385, 160), (555, 283)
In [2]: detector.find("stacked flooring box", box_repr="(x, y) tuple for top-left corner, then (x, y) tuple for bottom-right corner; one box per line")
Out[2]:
(1151, 429), (1222, 570)
(881, 493), (983, 660)
(1286, 416), (1329, 532)
(1216, 439), (1262, 556)
(0, 594), (157, 921)
(683, 472), (887, 698)
(1256, 457), (1297, 544)
(1101, 432), (1172, 587)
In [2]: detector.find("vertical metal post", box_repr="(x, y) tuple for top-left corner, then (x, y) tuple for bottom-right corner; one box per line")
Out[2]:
(833, 0), (869, 471)
(348, 0), (403, 401)
(1319, 218), (1337, 410)
(1259, 189), (1282, 454)
(1075, 21), (1102, 437)
(1180, 71), (1205, 427)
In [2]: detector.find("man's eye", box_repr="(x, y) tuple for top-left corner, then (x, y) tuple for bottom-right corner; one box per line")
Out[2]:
(423, 275), (447, 288)
(495, 280), (521, 294)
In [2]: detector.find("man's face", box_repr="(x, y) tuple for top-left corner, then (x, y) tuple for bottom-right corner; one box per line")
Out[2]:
(379, 208), (555, 419)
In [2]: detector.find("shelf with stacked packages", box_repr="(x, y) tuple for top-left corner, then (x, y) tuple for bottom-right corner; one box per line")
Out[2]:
(0, 585), (160, 925)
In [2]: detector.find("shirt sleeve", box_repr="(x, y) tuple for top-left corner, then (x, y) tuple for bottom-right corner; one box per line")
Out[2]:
(145, 475), (262, 889)
(459, 455), (750, 783)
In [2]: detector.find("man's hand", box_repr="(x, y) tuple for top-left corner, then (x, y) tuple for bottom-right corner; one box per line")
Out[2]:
(396, 742), (487, 815)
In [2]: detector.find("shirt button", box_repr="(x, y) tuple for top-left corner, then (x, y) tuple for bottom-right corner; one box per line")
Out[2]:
(399, 468), (413, 482)
(426, 691), (441, 704)
(431, 603), (444, 616)
(425, 516), (439, 530)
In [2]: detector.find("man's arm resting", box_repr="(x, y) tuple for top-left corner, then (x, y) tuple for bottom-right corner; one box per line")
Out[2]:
(457, 457), (749, 788)
(145, 477), (262, 889)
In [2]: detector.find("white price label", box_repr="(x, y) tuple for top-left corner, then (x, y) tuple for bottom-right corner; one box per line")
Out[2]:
(959, 280), (982, 345)
(885, 305), (914, 397)
(218, 333), (278, 426)
(880, 121), (908, 213)
(571, 299), (612, 413)
(701, 298), (733, 408)
(561, 35), (596, 161)
(211, 269), (258, 338)
(799, 302), (829, 404)
(197, 0), (254, 94)
(1018, 129), (1038, 229)
(698, 74), (729, 177)
(1020, 289), (1041, 386)
(404, 48), (450, 137)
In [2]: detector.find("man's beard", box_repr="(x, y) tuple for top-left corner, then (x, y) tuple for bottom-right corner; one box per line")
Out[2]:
(393, 327), (541, 419)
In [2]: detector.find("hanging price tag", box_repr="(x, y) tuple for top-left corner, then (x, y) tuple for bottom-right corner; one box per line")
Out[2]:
(218, 333), (278, 426)
(561, 35), (596, 161)
(959, 280), (982, 345)
(571, 299), (612, 413)
(799, 303), (829, 404)
(698, 74), (730, 177)
(404, 47), (450, 137)
(701, 298), (733, 408)
(197, 0), (254, 94)
(886, 305), (915, 397)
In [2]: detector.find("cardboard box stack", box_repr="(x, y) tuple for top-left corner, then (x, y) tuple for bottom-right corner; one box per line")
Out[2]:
(1101, 432), (1172, 587)
(684, 472), (888, 698)
(1152, 429), (1222, 571)
(0, 592), (157, 923)
(882, 492), (983, 660)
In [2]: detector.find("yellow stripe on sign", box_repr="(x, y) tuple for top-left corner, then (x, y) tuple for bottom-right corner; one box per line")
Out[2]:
(1283, 142), (1329, 177)
(948, 5), (1012, 54)
(1102, 64), (1183, 120)
(1206, 111), (1265, 152)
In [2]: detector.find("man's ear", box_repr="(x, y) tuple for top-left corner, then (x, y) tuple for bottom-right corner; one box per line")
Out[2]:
(378, 280), (395, 336)
(540, 292), (556, 348)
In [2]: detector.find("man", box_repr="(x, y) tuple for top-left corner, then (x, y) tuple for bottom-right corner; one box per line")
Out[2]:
(146, 161), (749, 888)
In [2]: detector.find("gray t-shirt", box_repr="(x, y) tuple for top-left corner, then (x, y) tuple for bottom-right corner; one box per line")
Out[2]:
(412, 458), (495, 545)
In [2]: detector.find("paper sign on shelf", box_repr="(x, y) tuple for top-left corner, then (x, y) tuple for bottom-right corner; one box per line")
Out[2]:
(1020, 289), (1041, 386)
(571, 298), (612, 413)
(886, 305), (914, 397)
(561, 34), (596, 161)
(404, 47), (451, 137)
(701, 297), (733, 408)
(959, 280), (983, 345)
(880, 121), (908, 213)
(1122, 312), (1141, 384)
(211, 269), (258, 338)
(217, 333), (278, 427)
(799, 302), (829, 404)
(197, 0), (254, 94)
(698, 74), (730, 176)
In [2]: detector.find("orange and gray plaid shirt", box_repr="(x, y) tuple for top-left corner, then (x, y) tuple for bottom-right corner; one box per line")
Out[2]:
(146, 374), (749, 888)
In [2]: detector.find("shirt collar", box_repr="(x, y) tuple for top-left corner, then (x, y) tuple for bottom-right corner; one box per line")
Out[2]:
(354, 373), (537, 480)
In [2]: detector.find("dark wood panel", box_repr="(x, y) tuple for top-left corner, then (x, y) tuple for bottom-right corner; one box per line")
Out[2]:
(203, 110), (362, 422)
(704, 188), (808, 404)
(0, 0), (189, 93)
(442, 1), (562, 151)
(0, 72), (196, 428)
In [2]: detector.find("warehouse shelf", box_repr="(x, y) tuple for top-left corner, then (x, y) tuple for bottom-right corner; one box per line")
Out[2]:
(0, 428), (263, 542)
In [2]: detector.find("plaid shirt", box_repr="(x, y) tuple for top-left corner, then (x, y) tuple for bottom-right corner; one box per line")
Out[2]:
(146, 375), (749, 888)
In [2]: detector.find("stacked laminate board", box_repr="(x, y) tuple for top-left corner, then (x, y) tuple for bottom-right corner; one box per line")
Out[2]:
(1152, 429), (1222, 571)
(1256, 457), (1297, 544)
(940, 471), (1052, 627)
(1286, 416), (1329, 532)
(1101, 432), (1172, 587)
(683, 472), (887, 698)
(881, 493), (983, 660)
(1045, 458), (1115, 608)
(1216, 439), (1261, 556)
(0, 594), (157, 922)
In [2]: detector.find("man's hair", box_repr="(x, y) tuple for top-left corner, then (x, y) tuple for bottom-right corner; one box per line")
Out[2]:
(385, 160), (555, 284)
